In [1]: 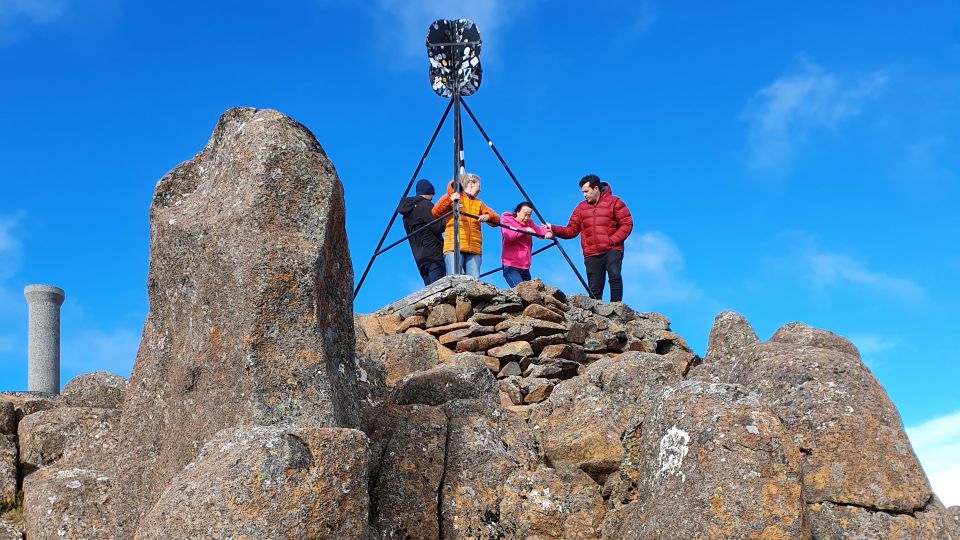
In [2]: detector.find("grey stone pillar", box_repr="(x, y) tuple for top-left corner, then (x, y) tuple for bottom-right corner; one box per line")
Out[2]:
(24, 284), (65, 394)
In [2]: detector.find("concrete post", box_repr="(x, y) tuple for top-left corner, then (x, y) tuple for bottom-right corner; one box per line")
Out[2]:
(24, 284), (65, 394)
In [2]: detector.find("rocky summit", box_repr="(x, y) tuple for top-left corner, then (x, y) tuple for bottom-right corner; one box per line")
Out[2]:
(1, 108), (957, 539)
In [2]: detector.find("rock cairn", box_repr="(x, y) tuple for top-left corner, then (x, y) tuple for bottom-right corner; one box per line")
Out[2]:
(356, 277), (696, 410)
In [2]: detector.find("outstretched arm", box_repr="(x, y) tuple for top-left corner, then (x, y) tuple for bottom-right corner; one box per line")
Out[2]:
(550, 209), (581, 239)
(479, 202), (501, 226)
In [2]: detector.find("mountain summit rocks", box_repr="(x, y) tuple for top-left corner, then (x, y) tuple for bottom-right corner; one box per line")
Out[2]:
(6, 109), (957, 539)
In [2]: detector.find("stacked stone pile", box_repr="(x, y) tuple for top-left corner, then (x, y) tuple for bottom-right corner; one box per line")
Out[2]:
(356, 278), (697, 410)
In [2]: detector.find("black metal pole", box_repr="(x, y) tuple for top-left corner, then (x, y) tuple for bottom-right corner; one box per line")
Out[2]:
(451, 92), (462, 275)
(460, 99), (593, 296)
(374, 211), (452, 257)
(353, 99), (455, 298)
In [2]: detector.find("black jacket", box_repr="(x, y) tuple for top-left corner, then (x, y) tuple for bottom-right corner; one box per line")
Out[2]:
(398, 195), (444, 267)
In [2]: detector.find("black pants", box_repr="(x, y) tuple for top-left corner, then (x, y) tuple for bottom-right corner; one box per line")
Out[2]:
(418, 260), (445, 286)
(584, 250), (623, 302)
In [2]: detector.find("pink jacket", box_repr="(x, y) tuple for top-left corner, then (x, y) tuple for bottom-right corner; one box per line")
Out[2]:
(500, 212), (548, 270)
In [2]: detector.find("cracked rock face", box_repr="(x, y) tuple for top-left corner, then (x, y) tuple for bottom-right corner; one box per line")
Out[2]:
(110, 107), (359, 537)
(530, 352), (685, 482)
(134, 426), (369, 540)
(602, 380), (804, 539)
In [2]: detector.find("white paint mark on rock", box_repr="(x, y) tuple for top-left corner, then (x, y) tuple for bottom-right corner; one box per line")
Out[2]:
(657, 426), (690, 482)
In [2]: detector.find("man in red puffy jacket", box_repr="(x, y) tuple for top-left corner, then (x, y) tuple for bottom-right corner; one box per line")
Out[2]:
(548, 175), (633, 302)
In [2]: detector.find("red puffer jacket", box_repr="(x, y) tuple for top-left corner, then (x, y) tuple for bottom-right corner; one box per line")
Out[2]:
(552, 183), (633, 257)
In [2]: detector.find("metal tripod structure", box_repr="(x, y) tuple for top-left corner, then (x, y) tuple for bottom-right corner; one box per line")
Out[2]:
(353, 18), (590, 299)
(353, 96), (591, 299)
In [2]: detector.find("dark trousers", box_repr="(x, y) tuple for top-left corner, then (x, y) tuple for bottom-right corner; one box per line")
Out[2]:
(419, 260), (445, 286)
(584, 250), (623, 302)
(502, 266), (531, 288)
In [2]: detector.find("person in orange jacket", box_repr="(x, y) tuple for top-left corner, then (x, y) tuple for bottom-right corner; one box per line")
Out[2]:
(431, 173), (500, 279)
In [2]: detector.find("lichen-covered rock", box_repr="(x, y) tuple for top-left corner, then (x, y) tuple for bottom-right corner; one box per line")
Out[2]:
(530, 352), (683, 481)
(0, 402), (14, 436)
(601, 381), (805, 539)
(134, 426), (369, 540)
(0, 520), (20, 540)
(769, 321), (859, 356)
(702, 309), (759, 369)
(0, 393), (57, 427)
(61, 372), (128, 409)
(427, 303), (458, 328)
(499, 465), (606, 539)
(487, 341), (533, 362)
(733, 340), (931, 513)
(522, 303), (565, 324)
(370, 405), (446, 539)
(23, 467), (113, 540)
(110, 107), (359, 537)
(0, 435), (15, 508)
(440, 407), (539, 539)
(806, 500), (951, 539)
(394, 356), (498, 407)
(18, 407), (119, 471)
(363, 333), (440, 387)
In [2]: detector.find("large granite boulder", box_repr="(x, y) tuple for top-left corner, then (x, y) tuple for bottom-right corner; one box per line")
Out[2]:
(18, 407), (119, 471)
(703, 309), (759, 367)
(394, 356), (499, 407)
(23, 467), (113, 540)
(134, 425), (369, 539)
(369, 404), (447, 538)
(61, 372), (127, 409)
(602, 381), (805, 539)
(110, 107), (360, 537)
(530, 352), (683, 481)
(806, 500), (952, 539)
(439, 404), (539, 539)
(498, 464), (606, 539)
(734, 338), (930, 512)
(0, 402), (14, 436)
(0, 436), (15, 508)
(363, 333), (439, 387)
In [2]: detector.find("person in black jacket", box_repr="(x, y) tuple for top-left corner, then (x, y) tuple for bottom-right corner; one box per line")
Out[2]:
(398, 179), (445, 285)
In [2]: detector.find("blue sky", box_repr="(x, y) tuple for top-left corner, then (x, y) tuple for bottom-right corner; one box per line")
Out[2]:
(1, 1), (957, 504)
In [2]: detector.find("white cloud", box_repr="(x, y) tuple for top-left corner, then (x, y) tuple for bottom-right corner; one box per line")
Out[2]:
(622, 231), (697, 307)
(907, 410), (960, 507)
(745, 58), (887, 170)
(539, 231), (697, 306)
(776, 232), (924, 302)
(362, 0), (535, 69)
(805, 251), (923, 301)
(0, 0), (66, 44)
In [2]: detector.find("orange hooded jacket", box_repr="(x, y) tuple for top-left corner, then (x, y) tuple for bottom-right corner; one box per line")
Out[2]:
(431, 181), (500, 255)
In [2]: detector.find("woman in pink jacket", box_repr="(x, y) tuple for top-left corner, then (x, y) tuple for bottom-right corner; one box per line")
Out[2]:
(500, 202), (553, 287)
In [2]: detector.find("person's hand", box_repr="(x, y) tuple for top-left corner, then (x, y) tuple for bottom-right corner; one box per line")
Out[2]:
(450, 192), (460, 202)
(478, 214), (490, 222)
(544, 231), (554, 239)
